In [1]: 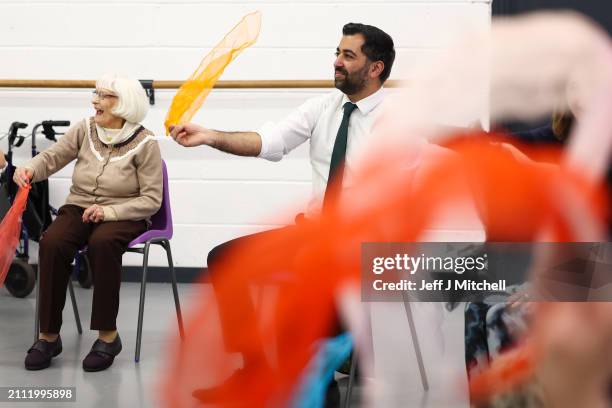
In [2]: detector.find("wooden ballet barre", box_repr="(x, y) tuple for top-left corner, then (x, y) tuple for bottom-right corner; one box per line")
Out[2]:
(0, 78), (403, 105)
(0, 79), (401, 89)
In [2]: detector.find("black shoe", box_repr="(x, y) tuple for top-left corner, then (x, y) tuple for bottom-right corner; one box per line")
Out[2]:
(82, 334), (122, 372)
(25, 336), (62, 370)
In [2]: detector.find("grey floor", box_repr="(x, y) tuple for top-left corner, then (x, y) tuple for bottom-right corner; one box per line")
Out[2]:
(0, 283), (468, 408)
(0, 282), (193, 408)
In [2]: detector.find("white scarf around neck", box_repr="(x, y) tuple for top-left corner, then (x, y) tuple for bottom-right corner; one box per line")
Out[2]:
(95, 121), (141, 146)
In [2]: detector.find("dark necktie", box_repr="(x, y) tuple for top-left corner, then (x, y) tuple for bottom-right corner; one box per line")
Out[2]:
(323, 101), (358, 209)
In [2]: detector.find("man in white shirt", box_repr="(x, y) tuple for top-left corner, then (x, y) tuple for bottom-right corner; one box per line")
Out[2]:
(170, 22), (394, 405)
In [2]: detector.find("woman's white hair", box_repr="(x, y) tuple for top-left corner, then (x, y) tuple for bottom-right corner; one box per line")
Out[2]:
(96, 74), (149, 123)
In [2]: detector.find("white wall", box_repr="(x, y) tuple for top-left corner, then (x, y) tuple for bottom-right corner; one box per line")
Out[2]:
(0, 0), (491, 267)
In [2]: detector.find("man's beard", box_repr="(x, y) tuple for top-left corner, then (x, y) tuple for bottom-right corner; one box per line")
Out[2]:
(334, 64), (369, 95)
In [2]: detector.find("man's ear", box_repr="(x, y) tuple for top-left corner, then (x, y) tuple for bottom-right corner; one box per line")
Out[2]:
(370, 61), (385, 79)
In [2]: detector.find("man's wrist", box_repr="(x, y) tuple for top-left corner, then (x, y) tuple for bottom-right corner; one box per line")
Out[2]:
(206, 130), (220, 148)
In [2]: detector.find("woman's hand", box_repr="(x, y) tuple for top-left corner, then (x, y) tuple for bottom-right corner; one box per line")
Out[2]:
(13, 167), (33, 188)
(169, 123), (216, 147)
(82, 204), (105, 223)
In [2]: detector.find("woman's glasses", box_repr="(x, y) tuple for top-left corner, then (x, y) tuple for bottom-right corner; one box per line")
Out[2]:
(92, 90), (117, 100)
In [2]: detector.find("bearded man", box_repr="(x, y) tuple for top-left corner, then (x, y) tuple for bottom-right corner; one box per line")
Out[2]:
(170, 22), (395, 406)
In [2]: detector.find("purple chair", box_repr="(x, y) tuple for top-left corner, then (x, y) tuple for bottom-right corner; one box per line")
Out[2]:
(34, 160), (184, 362)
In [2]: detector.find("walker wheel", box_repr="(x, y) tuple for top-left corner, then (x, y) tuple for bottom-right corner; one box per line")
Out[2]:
(5, 259), (36, 298)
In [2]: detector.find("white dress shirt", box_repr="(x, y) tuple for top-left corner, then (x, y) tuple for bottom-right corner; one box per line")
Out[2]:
(258, 87), (385, 216)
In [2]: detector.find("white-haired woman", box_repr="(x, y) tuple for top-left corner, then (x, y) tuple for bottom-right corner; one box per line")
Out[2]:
(14, 74), (162, 372)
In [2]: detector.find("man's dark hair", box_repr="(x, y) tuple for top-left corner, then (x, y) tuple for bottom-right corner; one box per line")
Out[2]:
(342, 23), (395, 82)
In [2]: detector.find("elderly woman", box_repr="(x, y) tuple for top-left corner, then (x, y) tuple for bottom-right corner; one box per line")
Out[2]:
(14, 74), (162, 372)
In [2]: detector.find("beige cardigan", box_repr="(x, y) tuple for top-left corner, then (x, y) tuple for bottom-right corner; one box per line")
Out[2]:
(25, 117), (162, 222)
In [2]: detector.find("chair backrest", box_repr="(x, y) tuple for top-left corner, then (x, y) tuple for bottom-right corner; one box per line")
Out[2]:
(148, 160), (173, 239)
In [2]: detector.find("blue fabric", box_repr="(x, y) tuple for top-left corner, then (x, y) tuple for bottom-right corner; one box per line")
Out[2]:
(513, 125), (560, 144)
(291, 332), (353, 408)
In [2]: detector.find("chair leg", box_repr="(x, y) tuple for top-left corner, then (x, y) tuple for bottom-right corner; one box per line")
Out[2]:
(135, 242), (150, 363)
(34, 268), (40, 343)
(344, 351), (358, 408)
(164, 240), (184, 339)
(67, 278), (82, 335)
(403, 301), (429, 392)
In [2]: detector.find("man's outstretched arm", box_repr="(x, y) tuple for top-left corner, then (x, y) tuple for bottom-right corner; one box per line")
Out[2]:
(170, 123), (262, 157)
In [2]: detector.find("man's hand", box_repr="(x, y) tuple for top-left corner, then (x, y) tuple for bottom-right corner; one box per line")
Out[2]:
(169, 123), (216, 147)
(13, 167), (33, 188)
(82, 204), (105, 223)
